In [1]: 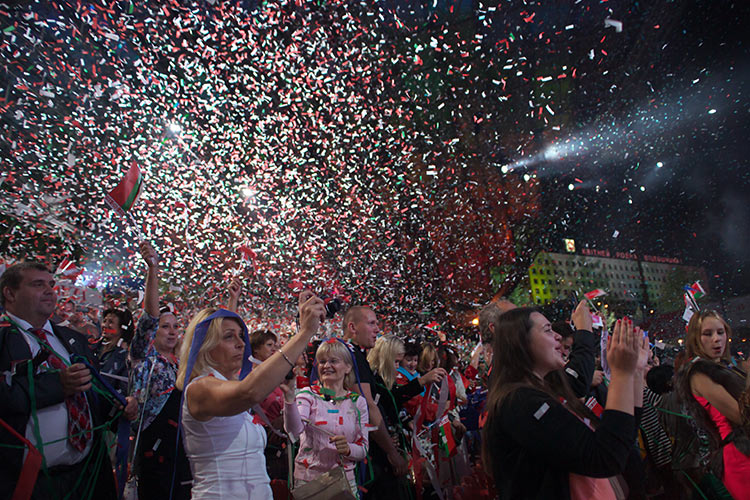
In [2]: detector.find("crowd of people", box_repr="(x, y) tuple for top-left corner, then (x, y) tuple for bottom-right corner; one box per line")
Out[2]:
(0, 243), (749, 500)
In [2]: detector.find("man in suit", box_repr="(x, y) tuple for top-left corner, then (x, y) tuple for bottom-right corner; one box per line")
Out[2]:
(0, 262), (137, 500)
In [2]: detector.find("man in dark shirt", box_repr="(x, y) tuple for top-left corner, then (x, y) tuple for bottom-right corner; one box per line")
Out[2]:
(342, 305), (410, 498)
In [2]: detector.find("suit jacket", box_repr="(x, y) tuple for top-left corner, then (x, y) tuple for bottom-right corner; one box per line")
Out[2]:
(0, 320), (115, 497)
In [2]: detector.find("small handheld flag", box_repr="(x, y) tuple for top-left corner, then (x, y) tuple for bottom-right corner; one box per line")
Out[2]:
(55, 256), (82, 280)
(584, 289), (607, 300)
(104, 162), (144, 239)
(683, 291), (700, 322)
(684, 281), (706, 300)
(105, 162), (143, 214)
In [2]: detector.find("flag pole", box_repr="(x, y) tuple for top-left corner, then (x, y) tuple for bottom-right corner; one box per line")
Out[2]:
(579, 289), (601, 314)
(126, 212), (143, 242)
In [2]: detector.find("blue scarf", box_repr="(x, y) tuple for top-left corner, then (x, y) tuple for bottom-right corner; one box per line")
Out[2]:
(397, 366), (424, 396)
(183, 308), (253, 388)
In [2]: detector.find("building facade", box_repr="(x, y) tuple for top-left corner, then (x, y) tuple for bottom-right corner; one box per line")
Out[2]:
(528, 246), (707, 307)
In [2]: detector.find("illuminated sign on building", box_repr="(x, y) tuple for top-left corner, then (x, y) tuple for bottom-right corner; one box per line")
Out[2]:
(581, 248), (610, 258)
(643, 255), (681, 264)
(615, 252), (638, 261)
(578, 247), (681, 264)
(564, 238), (576, 253)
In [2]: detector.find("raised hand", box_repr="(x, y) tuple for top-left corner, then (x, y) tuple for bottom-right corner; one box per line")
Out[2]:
(571, 300), (593, 332)
(298, 290), (325, 336)
(606, 318), (640, 376)
(139, 241), (158, 268)
(634, 327), (650, 372)
(228, 277), (242, 300)
(227, 276), (243, 312)
(280, 377), (296, 403)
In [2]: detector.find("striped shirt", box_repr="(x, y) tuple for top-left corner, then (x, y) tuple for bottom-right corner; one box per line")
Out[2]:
(641, 387), (673, 467)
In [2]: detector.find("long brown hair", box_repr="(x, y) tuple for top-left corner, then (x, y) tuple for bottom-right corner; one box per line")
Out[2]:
(418, 342), (438, 374)
(676, 357), (749, 455)
(685, 310), (732, 363)
(481, 307), (596, 478)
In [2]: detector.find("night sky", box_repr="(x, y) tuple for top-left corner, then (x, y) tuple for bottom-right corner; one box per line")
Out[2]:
(0, 0), (748, 330)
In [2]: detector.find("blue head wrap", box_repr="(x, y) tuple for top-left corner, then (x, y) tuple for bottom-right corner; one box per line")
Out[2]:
(183, 308), (254, 386)
(171, 308), (252, 500)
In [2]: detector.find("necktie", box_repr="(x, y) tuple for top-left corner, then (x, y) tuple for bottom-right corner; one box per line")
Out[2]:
(31, 328), (92, 452)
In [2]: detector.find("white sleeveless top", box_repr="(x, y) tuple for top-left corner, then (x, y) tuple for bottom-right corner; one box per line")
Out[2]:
(182, 368), (272, 499)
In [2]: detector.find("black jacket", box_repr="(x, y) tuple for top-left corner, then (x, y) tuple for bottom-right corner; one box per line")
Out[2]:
(564, 329), (597, 398)
(487, 386), (635, 500)
(0, 321), (117, 498)
(92, 341), (129, 396)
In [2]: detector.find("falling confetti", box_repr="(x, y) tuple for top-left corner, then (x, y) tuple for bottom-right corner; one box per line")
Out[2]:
(0, 0), (747, 333)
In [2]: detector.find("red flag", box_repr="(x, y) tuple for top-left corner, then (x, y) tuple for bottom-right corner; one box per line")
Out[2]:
(585, 396), (604, 417)
(584, 289), (607, 300)
(437, 415), (456, 457)
(238, 245), (256, 262)
(105, 163), (143, 213)
(55, 257), (82, 279)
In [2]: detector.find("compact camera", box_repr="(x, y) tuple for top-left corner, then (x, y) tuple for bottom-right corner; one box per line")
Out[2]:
(324, 297), (343, 319)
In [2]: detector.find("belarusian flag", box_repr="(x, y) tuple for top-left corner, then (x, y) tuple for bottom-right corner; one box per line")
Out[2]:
(684, 281), (706, 299)
(591, 313), (604, 329)
(423, 321), (441, 332)
(585, 396), (604, 417)
(585, 289), (607, 300)
(683, 292), (699, 322)
(105, 163), (143, 214)
(437, 415), (456, 457)
(55, 257), (82, 279)
(238, 245), (256, 263)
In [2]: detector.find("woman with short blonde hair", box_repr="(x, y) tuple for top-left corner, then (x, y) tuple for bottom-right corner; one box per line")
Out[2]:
(178, 292), (326, 500)
(283, 339), (369, 496)
(418, 342), (438, 374)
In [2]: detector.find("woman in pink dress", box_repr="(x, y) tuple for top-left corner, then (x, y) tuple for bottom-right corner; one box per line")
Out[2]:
(678, 310), (750, 500)
(283, 339), (369, 497)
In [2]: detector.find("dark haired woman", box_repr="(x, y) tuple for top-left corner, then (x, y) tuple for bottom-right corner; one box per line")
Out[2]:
(128, 241), (190, 500)
(93, 307), (133, 396)
(249, 328), (288, 481)
(676, 310), (750, 500)
(483, 307), (646, 499)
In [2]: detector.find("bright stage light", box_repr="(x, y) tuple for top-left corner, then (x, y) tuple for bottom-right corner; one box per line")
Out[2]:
(168, 122), (182, 134)
(656, 161), (663, 168)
